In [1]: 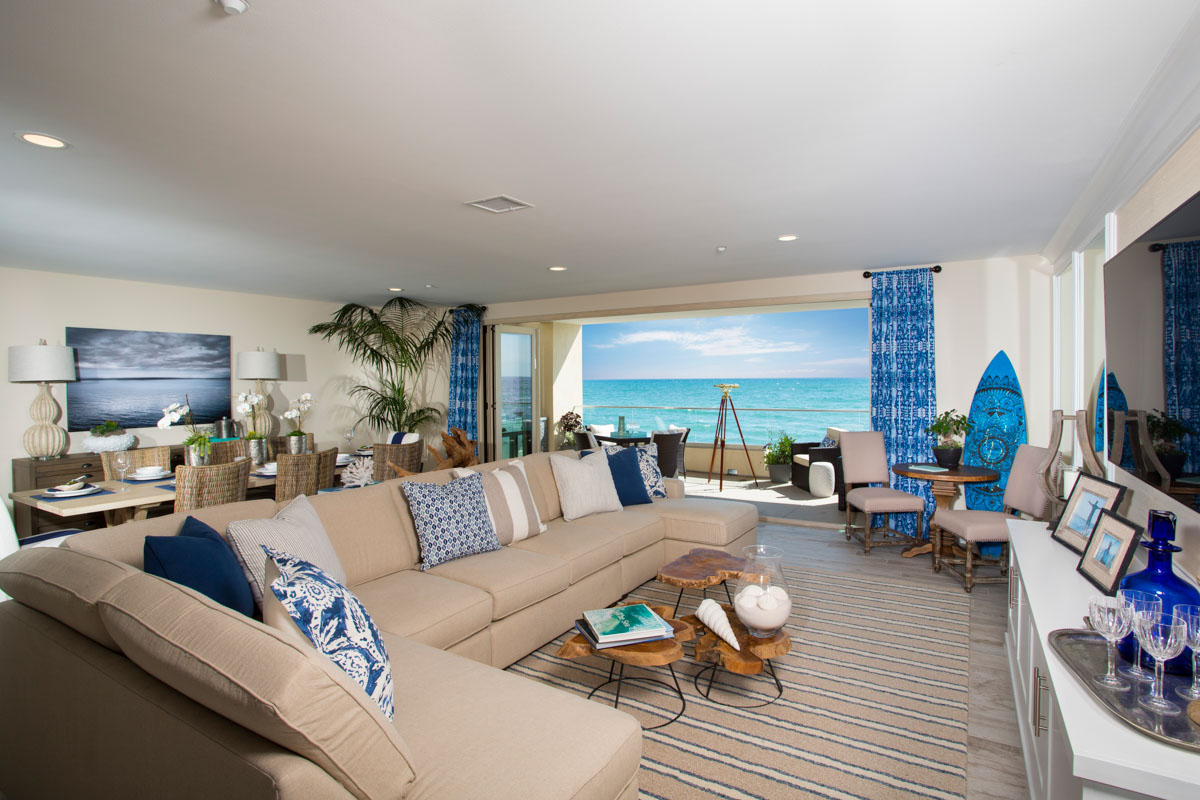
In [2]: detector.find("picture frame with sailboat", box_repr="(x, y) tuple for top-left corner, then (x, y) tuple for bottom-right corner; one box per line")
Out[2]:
(1051, 472), (1127, 554)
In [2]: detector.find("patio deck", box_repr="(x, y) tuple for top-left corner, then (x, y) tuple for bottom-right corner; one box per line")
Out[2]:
(678, 474), (843, 528)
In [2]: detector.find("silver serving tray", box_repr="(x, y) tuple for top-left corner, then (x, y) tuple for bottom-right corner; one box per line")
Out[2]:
(1048, 629), (1200, 752)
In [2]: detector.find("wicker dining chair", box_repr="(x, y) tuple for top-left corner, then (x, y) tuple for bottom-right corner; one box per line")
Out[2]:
(372, 440), (424, 481)
(649, 431), (686, 478)
(209, 438), (250, 464)
(274, 451), (323, 503)
(173, 460), (251, 513)
(100, 446), (172, 481)
(315, 447), (338, 490)
(267, 433), (316, 459)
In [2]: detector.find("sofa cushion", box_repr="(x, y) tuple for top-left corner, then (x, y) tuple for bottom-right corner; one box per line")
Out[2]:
(264, 547), (394, 721)
(846, 486), (925, 513)
(513, 520), (624, 584)
(515, 451), (569, 523)
(97, 571), (417, 800)
(0, 547), (138, 651)
(227, 495), (348, 611)
(387, 634), (641, 800)
(351, 570), (492, 649)
(647, 497), (759, 547)
(307, 481), (424, 583)
(565, 508), (664, 555)
(401, 473), (501, 570)
(427, 548), (569, 620)
(451, 461), (546, 544)
(143, 516), (255, 617)
(551, 452), (622, 522)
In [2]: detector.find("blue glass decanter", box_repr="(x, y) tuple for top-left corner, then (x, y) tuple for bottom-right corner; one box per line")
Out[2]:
(1118, 510), (1200, 674)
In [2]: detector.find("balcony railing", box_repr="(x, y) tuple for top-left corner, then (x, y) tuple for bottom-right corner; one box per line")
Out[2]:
(580, 404), (869, 446)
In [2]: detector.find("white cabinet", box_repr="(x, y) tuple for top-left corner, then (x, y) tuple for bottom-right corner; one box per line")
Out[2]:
(1006, 520), (1200, 800)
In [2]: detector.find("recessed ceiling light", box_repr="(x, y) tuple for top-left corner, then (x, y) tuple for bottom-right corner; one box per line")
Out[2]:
(777, 235), (797, 242)
(548, 266), (567, 272)
(388, 287), (403, 292)
(424, 284), (437, 289)
(16, 132), (69, 149)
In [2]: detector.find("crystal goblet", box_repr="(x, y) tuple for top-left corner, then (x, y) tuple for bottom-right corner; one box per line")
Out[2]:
(1174, 605), (1200, 702)
(1118, 589), (1161, 683)
(1088, 596), (1132, 691)
(112, 451), (131, 492)
(1135, 615), (1187, 716)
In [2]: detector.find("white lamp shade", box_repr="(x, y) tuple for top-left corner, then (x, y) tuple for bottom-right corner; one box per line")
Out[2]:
(236, 350), (281, 380)
(7, 345), (76, 383)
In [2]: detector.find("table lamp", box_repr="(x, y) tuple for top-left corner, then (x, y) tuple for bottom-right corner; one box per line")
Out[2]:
(8, 340), (77, 460)
(236, 349), (281, 429)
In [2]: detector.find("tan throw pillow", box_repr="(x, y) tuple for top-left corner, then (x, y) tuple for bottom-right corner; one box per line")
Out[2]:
(97, 571), (416, 800)
(451, 461), (547, 544)
(226, 495), (347, 610)
(550, 451), (622, 522)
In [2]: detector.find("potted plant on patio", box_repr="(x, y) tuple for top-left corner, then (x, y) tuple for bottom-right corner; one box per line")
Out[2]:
(1147, 409), (1193, 479)
(763, 431), (795, 484)
(925, 410), (972, 468)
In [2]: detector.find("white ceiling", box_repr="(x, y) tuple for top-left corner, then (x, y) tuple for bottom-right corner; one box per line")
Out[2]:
(1, 1), (1196, 307)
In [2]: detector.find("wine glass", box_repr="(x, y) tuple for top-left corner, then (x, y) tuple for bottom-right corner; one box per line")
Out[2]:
(343, 426), (356, 452)
(1135, 615), (1187, 715)
(1118, 589), (1162, 683)
(1089, 596), (1132, 691)
(1174, 604), (1200, 701)
(112, 451), (131, 492)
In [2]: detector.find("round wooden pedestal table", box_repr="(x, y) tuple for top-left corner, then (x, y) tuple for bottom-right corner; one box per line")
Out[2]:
(891, 463), (999, 559)
(557, 603), (695, 730)
(682, 602), (791, 708)
(656, 547), (745, 616)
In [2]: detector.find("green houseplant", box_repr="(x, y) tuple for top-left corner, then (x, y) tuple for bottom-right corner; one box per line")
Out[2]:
(763, 431), (795, 484)
(157, 396), (211, 465)
(925, 409), (972, 468)
(1147, 409), (1193, 478)
(310, 298), (483, 436)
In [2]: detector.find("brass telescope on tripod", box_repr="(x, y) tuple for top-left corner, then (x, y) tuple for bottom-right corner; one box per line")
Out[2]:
(707, 384), (759, 490)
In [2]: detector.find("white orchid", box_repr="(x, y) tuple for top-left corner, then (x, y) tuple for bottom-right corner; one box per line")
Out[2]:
(299, 392), (312, 402)
(236, 392), (248, 403)
(283, 408), (300, 420)
(284, 394), (315, 433)
(236, 402), (251, 415)
(156, 397), (206, 450)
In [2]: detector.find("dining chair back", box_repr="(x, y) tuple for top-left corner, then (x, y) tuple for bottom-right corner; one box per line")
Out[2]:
(650, 431), (685, 478)
(209, 439), (250, 464)
(100, 446), (172, 481)
(315, 447), (338, 490)
(839, 432), (891, 486)
(174, 460), (251, 513)
(574, 430), (600, 451)
(1002, 445), (1055, 519)
(373, 440), (424, 481)
(275, 452), (322, 503)
(268, 433), (315, 459)
(840, 431), (924, 554)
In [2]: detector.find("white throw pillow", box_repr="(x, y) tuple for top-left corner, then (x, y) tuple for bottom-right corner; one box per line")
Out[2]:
(550, 452), (622, 522)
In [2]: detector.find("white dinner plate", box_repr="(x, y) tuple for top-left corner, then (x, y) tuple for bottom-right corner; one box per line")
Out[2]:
(44, 484), (102, 498)
(125, 471), (173, 481)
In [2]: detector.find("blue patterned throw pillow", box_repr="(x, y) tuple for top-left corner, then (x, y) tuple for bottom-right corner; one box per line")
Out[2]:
(401, 472), (501, 570)
(820, 435), (838, 449)
(263, 546), (394, 721)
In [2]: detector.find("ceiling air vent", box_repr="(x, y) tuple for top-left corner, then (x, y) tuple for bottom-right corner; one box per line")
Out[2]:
(466, 195), (534, 213)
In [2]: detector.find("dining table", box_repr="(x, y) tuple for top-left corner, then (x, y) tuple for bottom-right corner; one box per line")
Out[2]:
(595, 432), (651, 447)
(890, 462), (1000, 558)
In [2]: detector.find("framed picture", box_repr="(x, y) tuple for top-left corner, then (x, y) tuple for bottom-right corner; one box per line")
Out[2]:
(65, 327), (231, 431)
(1077, 510), (1143, 595)
(1050, 473), (1127, 554)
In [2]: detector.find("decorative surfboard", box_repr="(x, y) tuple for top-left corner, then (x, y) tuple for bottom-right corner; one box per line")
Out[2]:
(1095, 372), (1135, 471)
(963, 350), (1027, 514)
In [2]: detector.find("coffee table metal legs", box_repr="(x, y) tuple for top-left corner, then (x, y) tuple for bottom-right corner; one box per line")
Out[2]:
(692, 659), (784, 708)
(671, 581), (735, 617)
(587, 662), (687, 730)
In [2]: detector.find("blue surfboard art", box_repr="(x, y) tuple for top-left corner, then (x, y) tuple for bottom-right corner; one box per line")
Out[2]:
(963, 350), (1027, 515)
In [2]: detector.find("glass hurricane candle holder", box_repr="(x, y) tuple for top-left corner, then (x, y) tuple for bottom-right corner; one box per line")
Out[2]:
(732, 545), (792, 638)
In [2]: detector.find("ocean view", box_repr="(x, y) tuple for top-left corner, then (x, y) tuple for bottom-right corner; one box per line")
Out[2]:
(66, 377), (231, 432)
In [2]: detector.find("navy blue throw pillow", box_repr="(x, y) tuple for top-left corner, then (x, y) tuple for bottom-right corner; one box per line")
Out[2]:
(606, 446), (653, 506)
(144, 516), (256, 617)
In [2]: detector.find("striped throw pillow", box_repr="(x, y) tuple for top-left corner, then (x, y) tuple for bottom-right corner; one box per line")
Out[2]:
(451, 461), (547, 545)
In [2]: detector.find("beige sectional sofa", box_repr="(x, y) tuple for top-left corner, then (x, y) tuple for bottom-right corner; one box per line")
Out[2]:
(0, 450), (757, 800)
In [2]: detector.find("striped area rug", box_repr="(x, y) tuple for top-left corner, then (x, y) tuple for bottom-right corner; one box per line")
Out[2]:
(507, 564), (970, 800)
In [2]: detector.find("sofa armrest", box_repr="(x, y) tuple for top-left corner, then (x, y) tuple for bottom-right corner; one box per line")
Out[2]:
(663, 477), (685, 499)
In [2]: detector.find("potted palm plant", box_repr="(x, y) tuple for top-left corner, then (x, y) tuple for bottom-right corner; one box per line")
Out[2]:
(1147, 409), (1193, 479)
(925, 410), (972, 469)
(309, 298), (483, 437)
(763, 431), (795, 484)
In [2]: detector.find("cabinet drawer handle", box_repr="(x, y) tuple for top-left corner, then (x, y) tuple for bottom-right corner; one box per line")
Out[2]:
(1032, 666), (1049, 736)
(80, 462), (94, 469)
(1008, 566), (1019, 608)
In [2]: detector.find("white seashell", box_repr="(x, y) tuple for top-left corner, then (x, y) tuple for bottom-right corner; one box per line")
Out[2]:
(756, 592), (780, 611)
(766, 585), (789, 602)
(696, 598), (739, 651)
(739, 584), (765, 599)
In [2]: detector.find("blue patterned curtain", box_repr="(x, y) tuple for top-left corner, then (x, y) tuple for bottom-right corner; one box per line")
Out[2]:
(1163, 242), (1200, 472)
(447, 308), (483, 443)
(871, 269), (936, 537)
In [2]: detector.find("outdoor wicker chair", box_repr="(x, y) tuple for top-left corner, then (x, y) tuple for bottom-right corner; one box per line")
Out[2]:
(650, 430), (686, 478)
(100, 446), (172, 481)
(173, 460), (251, 513)
(209, 438), (250, 464)
(373, 440), (424, 481)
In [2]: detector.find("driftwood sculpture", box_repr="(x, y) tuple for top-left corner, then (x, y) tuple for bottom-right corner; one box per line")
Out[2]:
(388, 427), (479, 477)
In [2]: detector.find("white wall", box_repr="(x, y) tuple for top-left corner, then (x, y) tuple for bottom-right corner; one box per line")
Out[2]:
(0, 266), (450, 513)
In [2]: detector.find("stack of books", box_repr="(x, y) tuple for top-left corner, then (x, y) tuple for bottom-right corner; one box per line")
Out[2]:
(574, 603), (674, 649)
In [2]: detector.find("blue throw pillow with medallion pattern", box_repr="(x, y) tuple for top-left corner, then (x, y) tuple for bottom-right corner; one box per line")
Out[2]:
(820, 435), (838, 449)
(401, 472), (501, 570)
(263, 545), (394, 720)
(583, 443), (667, 498)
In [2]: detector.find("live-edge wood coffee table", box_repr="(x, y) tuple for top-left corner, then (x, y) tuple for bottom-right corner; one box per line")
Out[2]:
(557, 603), (695, 729)
(681, 602), (791, 708)
(656, 547), (745, 616)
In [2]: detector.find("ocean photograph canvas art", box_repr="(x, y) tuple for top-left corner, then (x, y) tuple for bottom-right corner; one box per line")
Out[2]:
(65, 327), (231, 431)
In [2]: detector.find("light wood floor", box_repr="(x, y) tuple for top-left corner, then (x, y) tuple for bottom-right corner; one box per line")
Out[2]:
(757, 522), (1030, 800)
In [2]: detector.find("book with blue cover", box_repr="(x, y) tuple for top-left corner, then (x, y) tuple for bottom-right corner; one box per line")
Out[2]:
(573, 620), (673, 649)
(581, 603), (671, 644)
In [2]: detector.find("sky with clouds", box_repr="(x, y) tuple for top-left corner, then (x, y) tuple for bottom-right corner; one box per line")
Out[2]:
(582, 308), (868, 379)
(67, 327), (231, 379)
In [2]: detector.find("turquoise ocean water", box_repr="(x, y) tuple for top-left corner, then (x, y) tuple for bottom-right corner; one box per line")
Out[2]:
(581, 378), (869, 446)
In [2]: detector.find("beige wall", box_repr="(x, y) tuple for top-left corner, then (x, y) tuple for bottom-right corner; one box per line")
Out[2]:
(0, 266), (451, 514)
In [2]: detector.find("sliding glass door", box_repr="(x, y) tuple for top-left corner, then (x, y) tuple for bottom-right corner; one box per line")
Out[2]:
(494, 327), (538, 459)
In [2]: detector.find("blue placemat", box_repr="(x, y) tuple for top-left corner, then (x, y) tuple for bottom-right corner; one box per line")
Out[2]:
(153, 482), (176, 492)
(36, 489), (116, 502)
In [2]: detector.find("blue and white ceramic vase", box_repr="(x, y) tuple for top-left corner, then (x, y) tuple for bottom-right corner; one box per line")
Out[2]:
(1118, 510), (1200, 674)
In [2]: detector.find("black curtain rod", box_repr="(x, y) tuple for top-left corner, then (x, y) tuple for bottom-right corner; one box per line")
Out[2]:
(1149, 243), (1167, 252)
(862, 265), (942, 278)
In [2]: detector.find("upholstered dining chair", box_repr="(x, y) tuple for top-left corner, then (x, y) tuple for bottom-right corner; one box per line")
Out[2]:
(267, 433), (315, 459)
(650, 430), (686, 478)
(841, 431), (925, 554)
(372, 440), (424, 481)
(931, 444), (1053, 592)
(173, 460), (251, 513)
(209, 438), (249, 464)
(100, 446), (172, 481)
